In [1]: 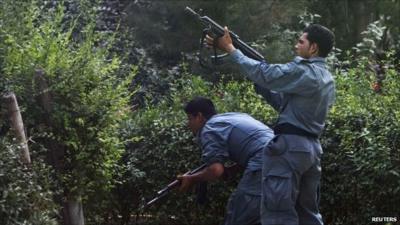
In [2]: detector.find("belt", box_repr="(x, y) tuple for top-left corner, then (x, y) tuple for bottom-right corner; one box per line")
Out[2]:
(274, 123), (319, 139)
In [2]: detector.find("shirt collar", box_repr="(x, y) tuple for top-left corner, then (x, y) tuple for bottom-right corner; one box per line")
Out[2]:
(195, 115), (216, 141)
(294, 56), (326, 63)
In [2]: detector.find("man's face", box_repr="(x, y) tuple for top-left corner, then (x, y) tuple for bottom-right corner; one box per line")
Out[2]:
(295, 33), (317, 58)
(187, 113), (205, 135)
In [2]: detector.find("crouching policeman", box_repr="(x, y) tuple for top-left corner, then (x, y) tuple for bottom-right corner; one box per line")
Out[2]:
(178, 97), (274, 225)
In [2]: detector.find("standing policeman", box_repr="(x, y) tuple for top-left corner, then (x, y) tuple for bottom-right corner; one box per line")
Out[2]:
(206, 24), (335, 225)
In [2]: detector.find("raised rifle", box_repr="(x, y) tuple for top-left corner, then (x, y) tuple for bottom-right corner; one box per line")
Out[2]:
(185, 6), (264, 67)
(140, 163), (207, 210)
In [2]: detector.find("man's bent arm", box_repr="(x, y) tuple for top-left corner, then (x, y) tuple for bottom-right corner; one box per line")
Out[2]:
(178, 163), (224, 192)
(190, 162), (224, 182)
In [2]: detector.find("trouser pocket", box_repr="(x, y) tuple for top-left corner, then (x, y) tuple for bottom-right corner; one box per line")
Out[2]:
(225, 190), (261, 225)
(263, 171), (294, 212)
(266, 134), (287, 156)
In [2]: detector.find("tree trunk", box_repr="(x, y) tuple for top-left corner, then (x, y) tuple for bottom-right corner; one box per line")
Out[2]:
(34, 69), (53, 115)
(34, 69), (64, 170)
(63, 195), (85, 225)
(34, 69), (86, 225)
(351, 0), (372, 42)
(1, 92), (31, 164)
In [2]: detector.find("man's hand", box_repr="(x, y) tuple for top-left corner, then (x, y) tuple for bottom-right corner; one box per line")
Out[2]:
(177, 174), (195, 193)
(176, 163), (224, 192)
(205, 26), (236, 54)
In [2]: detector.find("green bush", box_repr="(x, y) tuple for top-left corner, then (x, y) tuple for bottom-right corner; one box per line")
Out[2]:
(0, 0), (136, 224)
(0, 137), (58, 225)
(321, 55), (400, 225)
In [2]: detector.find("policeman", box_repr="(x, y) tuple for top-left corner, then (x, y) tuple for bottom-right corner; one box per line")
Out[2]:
(178, 97), (274, 225)
(206, 24), (335, 225)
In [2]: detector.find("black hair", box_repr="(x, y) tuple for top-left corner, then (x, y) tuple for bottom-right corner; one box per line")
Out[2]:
(184, 97), (217, 120)
(303, 24), (335, 57)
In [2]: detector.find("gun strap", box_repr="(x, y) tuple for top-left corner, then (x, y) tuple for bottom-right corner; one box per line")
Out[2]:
(199, 28), (223, 68)
(195, 181), (208, 205)
(213, 38), (219, 65)
(199, 28), (209, 68)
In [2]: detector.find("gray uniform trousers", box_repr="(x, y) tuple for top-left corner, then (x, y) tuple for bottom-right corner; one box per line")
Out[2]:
(261, 134), (323, 225)
(224, 169), (262, 225)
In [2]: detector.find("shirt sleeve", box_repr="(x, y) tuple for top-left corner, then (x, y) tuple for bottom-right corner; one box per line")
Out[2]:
(230, 49), (319, 96)
(254, 83), (282, 111)
(199, 128), (229, 166)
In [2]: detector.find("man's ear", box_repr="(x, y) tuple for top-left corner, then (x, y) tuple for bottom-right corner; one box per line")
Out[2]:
(310, 42), (319, 56)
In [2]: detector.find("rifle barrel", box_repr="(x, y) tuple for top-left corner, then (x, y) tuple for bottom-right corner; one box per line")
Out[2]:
(185, 6), (198, 17)
(142, 164), (207, 210)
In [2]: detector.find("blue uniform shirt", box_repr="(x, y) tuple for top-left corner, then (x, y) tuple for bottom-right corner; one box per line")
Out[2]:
(198, 112), (274, 171)
(229, 49), (335, 136)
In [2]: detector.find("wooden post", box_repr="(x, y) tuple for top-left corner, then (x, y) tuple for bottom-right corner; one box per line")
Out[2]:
(1, 92), (31, 164)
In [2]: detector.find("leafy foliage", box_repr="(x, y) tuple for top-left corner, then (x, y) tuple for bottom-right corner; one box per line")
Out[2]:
(353, 18), (387, 55)
(0, 0), (136, 224)
(321, 54), (400, 225)
(0, 137), (58, 225)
